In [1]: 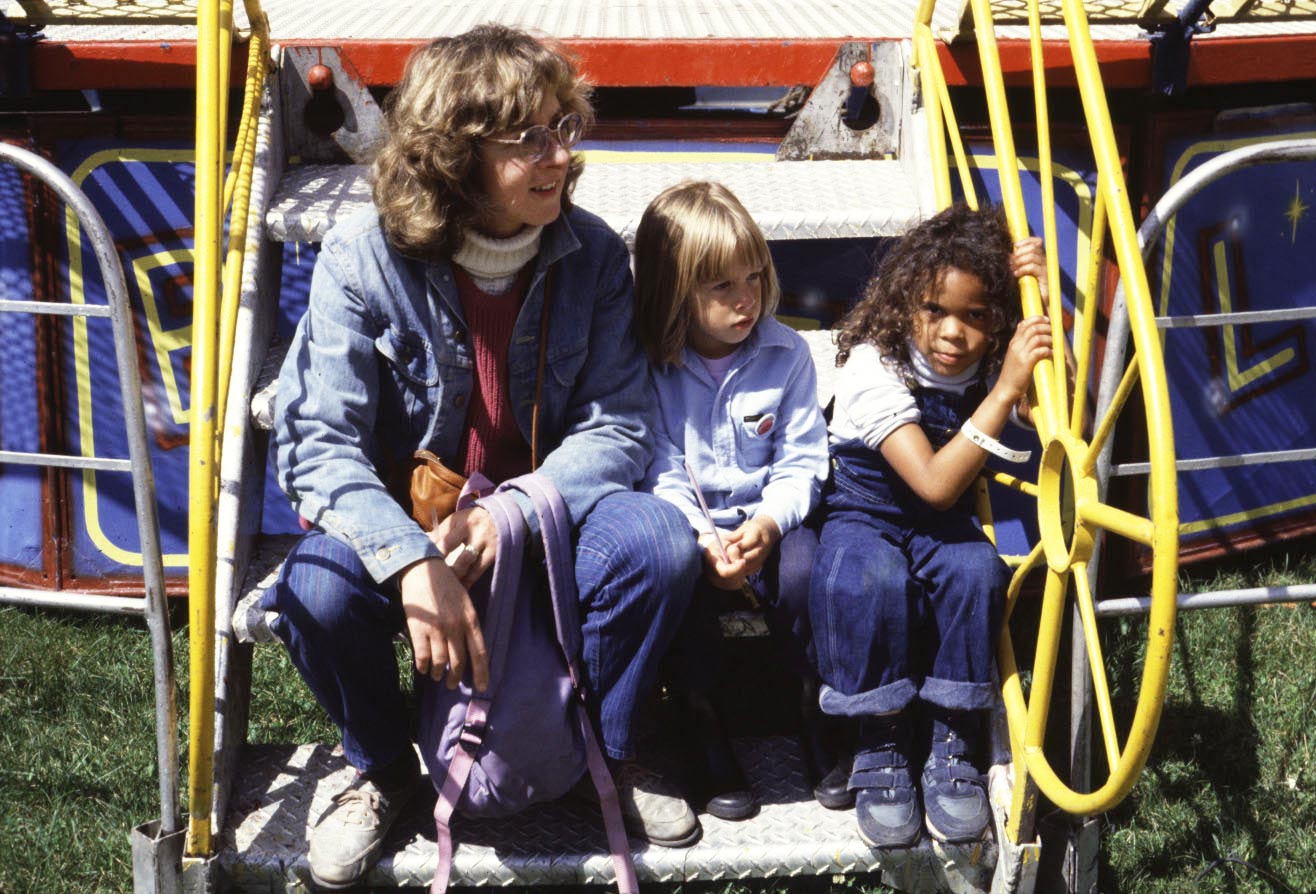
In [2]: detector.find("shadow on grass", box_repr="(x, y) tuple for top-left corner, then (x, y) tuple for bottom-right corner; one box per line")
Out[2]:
(1098, 603), (1316, 894)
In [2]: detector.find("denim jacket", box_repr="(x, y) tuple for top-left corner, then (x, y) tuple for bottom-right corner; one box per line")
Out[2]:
(274, 205), (653, 583)
(644, 316), (828, 537)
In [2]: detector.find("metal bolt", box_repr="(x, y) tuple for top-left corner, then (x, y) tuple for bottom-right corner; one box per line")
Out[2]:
(308, 64), (334, 93)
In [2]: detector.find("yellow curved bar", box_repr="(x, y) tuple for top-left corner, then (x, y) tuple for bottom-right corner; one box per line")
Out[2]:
(218, 0), (234, 152)
(914, 25), (953, 210)
(1071, 187), (1106, 436)
(1071, 564), (1121, 771)
(1020, 568), (1069, 784)
(1083, 356), (1140, 473)
(186, 0), (226, 857)
(1026, 1), (1069, 427)
(935, 54), (979, 210)
(217, 12), (270, 437)
(915, 23), (979, 212)
(998, 543), (1043, 839)
(966, 0), (1061, 441)
(1076, 499), (1155, 548)
(983, 468), (1040, 498)
(1022, 0), (1178, 816)
(189, 0), (270, 856)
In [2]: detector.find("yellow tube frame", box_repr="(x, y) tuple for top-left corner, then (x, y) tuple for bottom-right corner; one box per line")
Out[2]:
(186, 0), (225, 856)
(187, 0), (268, 857)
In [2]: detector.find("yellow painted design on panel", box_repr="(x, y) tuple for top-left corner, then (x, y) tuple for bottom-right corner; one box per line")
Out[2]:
(1181, 491), (1316, 535)
(130, 249), (195, 424)
(1287, 180), (1309, 245)
(66, 148), (202, 568)
(1158, 130), (1316, 316)
(1211, 239), (1295, 392)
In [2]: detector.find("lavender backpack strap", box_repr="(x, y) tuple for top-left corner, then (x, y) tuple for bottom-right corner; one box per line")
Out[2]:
(511, 476), (582, 675)
(508, 475), (638, 894)
(430, 491), (525, 894)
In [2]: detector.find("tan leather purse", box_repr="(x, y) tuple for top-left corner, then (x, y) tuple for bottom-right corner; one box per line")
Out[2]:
(409, 450), (469, 530)
(408, 269), (552, 532)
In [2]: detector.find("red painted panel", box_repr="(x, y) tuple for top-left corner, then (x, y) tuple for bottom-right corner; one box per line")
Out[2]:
(27, 33), (1316, 92)
(936, 34), (1316, 89)
(275, 38), (844, 87)
(937, 40), (1151, 88)
(31, 41), (247, 90)
(1188, 35), (1316, 85)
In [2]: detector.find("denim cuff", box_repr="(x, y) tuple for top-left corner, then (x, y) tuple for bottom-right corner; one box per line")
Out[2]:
(819, 679), (917, 717)
(920, 676), (997, 711)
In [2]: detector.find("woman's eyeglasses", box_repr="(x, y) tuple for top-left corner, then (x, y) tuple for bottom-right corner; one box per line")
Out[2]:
(485, 112), (585, 163)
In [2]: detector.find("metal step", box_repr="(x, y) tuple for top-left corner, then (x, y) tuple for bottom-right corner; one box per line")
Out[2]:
(265, 159), (923, 246)
(217, 738), (1006, 892)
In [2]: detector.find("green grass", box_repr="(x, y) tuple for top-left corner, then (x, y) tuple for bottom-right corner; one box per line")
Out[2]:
(1101, 552), (1316, 894)
(0, 606), (180, 893)
(0, 606), (340, 894)
(2, 550), (1316, 893)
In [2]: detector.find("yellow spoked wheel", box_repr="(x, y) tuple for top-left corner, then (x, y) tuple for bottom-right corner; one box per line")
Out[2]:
(996, 332), (1179, 820)
(980, 0), (1181, 829)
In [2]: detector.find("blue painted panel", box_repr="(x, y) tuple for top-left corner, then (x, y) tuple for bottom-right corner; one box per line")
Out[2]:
(51, 140), (196, 576)
(1153, 123), (1316, 548)
(0, 161), (45, 573)
(261, 241), (316, 536)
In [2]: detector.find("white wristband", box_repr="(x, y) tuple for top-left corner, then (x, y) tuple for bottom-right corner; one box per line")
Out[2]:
(961, 418), (1032, 463)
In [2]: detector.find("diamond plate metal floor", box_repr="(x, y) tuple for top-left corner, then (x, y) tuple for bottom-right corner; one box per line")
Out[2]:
(16, 0), (1310, 45)
(10, 0), (961, 41)
(266, 158), (922, 245)
(219, 738), (999, 892)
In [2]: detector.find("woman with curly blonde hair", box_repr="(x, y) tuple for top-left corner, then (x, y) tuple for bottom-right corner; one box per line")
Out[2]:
(268, 26), (702, 887)
(371, 25), (592, 258)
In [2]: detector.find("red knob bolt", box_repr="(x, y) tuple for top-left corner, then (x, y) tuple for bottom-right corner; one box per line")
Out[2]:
(308, 63), (334, 92)
(849, 60), (875, 89)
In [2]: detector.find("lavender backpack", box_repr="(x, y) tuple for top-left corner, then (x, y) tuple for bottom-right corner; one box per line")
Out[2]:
(418, 474), (637, 894)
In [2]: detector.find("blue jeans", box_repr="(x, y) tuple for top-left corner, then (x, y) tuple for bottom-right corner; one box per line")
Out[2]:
(810, 489), (1007, 717)
(264, 490), (700, 770)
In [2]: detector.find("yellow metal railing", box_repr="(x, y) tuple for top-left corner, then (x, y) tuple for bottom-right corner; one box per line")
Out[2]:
(913, 0), (1180, 840)
(186, 0), (268, 857)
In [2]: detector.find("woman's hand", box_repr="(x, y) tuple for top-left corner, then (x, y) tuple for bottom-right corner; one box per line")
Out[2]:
(398, 557), (490, 692)
(432, 506), (499, 588)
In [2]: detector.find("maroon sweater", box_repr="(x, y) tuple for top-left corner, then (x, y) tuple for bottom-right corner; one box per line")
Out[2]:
(453, 265), (534, 484)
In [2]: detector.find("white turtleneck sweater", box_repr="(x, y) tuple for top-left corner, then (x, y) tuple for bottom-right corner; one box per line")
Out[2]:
(451, 225), (543, 294)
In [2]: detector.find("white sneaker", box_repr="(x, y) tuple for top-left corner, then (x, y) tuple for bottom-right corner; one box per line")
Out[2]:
(609, 760), (700, 848)
(308, 777), (414, 889)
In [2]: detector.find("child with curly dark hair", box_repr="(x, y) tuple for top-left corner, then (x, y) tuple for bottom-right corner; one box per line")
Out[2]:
(810, 203), (1052, 849)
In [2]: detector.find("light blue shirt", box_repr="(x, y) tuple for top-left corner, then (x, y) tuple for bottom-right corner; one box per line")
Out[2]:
(645, 316), (829, 536)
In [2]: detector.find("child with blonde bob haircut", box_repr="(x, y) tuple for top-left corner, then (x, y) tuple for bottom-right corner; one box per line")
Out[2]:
(634, 181), (834, 820)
